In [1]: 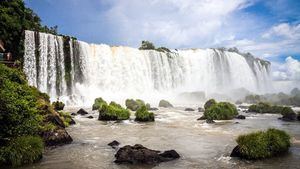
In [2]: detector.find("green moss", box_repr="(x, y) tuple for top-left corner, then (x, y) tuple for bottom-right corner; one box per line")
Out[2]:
(98, 102), (130, 121)
(125, 99), (150, 111)
(248, 102), (292, 115)
(236, 128), (290, 159)
(0, 136), (43, 167)
(40, 123), (56, 132)
(58, 111), (73, 127)
(92, 97), (108, 111)
(203, 102), (238, 120)
(135, 105), (155, 122)
(52, 100), (65, 111)
(204, 99), (217, 110)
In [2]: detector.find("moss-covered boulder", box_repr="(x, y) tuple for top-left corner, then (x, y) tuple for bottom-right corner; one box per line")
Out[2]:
(230, 128), (291, 159)
(280, 107), (296, 121)
(125, 99), (150, 111)
(92, 97), (107, 110)
(204, 99), (217, 110)
(158, 100), (173, 108)
(52, 100), (65, 111)
(98, 102), (130, 121)
(248, 102), (285, 114)
(58, 111), (76, 126)
(135, 105), (155, 122)
(203, 102), (238, 120)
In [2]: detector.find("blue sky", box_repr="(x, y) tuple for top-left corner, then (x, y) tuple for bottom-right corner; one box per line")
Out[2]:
(24, 0), (300, 84)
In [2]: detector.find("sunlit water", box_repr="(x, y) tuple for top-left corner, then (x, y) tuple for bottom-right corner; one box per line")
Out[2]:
(17, 107), (300, 169)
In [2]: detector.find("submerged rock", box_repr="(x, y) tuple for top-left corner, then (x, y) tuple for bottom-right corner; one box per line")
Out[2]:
(198, 107), (205, 112)
(114, 144), (180, 165)
(206, 119), (215, 123)
(184, 108), (195, 111)
(235, 115), (246, 119)
(158, 100), (173, 108)
(71, 112), (76, 116)
(149, 107), (159, 111)
(197, 116), (206, 120)
(280, 107), (297, 121)
(77, 108), (88, 115)
(108, 140), (120, 148)
(87, 115), (94, 119)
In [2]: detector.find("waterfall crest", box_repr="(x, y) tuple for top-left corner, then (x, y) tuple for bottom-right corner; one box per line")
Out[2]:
(23, 30), (271, 105)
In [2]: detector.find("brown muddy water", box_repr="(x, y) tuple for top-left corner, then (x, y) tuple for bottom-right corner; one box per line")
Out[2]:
(18, 107), (300, 169)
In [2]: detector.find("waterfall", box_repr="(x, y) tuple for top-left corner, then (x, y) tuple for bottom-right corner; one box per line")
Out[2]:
(23, 30), (272, 106)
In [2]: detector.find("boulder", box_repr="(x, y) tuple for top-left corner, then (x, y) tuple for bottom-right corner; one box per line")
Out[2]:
(77, 108), (88, 115)
(52, 101), (65, 111)
(114, 144), (180, 165)
(135, 106), (155, 122)
(280, 107), (297, 121)
(158, 100), (173, 108)
(108, 140), (120, 148)
(198, 107), (205, 112)
(44, 114), (65, 128)
(184, 108), (195, 111)
(235, 115), (246, 119)
(230, 146), (242, 157)
(71, 112), (76, 116)
(204, 99), (217, 110)
(41, 128), (73, 146)
(98, 102), (130, 121)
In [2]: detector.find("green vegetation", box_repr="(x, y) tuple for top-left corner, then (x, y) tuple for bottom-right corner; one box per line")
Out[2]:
(203, 102), (238, 120)
(125, 99), (150, 111)
(0, 136), (43, 166)
(98, 101), (130, 121)
(204, 99), (217, 110)
(52, 100), (65, 111)
(138, 41), (171, 53)
(280, 107), (297, 121)
(248, 102), (290, 114)
(0, 64), (73, 166)
(0, 0), (58, 60)
(58, 111), (74, 127)
(158, 99), (173, 108)
(244, 95), (261, 104)
(92, 97), (107, 110)
(135, 105), (155, 122)
(235, 128), (290, 159)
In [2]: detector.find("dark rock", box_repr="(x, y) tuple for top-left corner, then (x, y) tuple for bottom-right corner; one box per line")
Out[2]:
(235, 115), (246, 119)
(184, 108), (195, 111)
(206, 119), (215, 123)
(148, 107), (159, 111)
(298, 114), (300, 121)
(41, 128), (73, 146)
(87, 115), (94, 119)
(198, 107), (205, 112)
(230, 145), (242, 157)
(71, 112), (76, 116)
(69, 118), (76, 125)
(44, 114), (65, 128)
(235, 122), (240, 124)
(77, 108), (88, 115)
(108, 140), (120, 148)
(197, 115), (206, 120)
(114, 144), (180, 165)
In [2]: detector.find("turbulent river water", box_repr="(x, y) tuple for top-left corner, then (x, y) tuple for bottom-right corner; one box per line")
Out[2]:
(17, 106), (300, 169)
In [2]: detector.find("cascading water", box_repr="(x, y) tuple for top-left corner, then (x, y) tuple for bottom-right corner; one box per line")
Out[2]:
(23, 30), (271, 106)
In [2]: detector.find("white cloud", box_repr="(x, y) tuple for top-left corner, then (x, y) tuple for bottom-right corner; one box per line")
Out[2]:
(262, 23), (300, 39)
(272, 56), (300, 81)
(103, 0), (253, 47)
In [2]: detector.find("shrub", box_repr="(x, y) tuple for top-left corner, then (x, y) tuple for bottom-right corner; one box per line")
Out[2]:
(0, 64), (41, 140)
(92, 97), (107, 110)
(139, 41), (155, 50)
(235, 128), (290, 159)
(58, 111), (74, 127)
(135, 106), (155, 122)
(52, 100), (65, 111)
(204, 99), (217, 110)
(98, 102), (130, 120)
(203, 102), (238, 120)
(0, 136), (43, 167)
(158, 99), (173, 108)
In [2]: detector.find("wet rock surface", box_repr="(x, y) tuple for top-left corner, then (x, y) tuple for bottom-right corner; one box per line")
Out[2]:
(114, 144), (180, 165)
